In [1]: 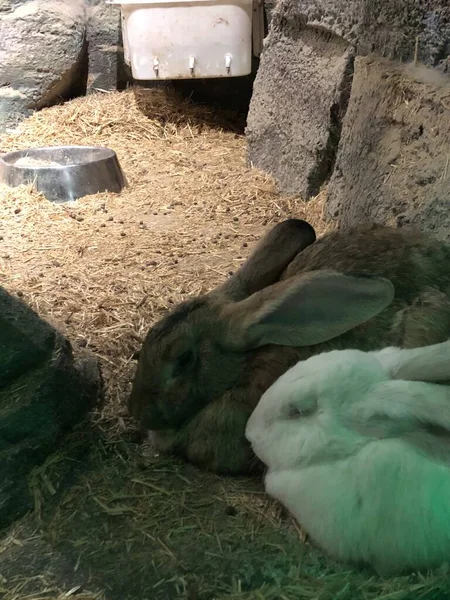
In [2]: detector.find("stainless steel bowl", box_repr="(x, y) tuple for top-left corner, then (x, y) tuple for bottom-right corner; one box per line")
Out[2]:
(0, 145), (126, 203)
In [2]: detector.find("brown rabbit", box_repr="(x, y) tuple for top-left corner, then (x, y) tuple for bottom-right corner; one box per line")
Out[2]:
(128, 219), (450, 474)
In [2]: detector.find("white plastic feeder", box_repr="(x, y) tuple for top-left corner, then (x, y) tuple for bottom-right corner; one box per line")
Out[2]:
(107, 0), (254, 80)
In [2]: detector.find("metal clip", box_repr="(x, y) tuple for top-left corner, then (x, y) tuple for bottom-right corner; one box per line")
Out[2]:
(225, 53), (232, 74)
(153, 57), (159, 77)
(189, 55), (195, 76)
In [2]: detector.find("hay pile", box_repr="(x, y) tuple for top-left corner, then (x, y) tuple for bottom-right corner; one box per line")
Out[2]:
(0, 88), (447, 600)
(0, 87), (329, 419)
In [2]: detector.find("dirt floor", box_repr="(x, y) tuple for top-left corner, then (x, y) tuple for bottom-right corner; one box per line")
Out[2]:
(0, 88), (448, 600)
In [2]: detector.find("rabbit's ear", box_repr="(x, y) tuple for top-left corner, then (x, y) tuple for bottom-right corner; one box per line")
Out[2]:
(217, 219), (316, 301)
(221, 270), (395, 349)
(373, 341), (450, 383)
(351, 380), (450, 436)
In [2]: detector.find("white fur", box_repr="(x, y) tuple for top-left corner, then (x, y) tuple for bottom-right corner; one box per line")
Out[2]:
(245, 340), (450, 574)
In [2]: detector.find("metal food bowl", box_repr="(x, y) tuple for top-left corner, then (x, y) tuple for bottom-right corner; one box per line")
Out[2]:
(0, 146), (126, 203)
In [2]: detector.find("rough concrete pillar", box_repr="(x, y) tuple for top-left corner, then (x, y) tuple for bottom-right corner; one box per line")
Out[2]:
(326, 56), (450, 242)
(0, 0), (88, 132)
(0, 285), (102, 528)
(249, 0), (450, 200)
(264, 0), (450, 67)
(246, 2), (355, 198)
(85, 0), (129, 93)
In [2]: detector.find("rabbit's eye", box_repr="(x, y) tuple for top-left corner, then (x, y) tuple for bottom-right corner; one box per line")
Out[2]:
(287, 406), (302, 419)
(287, 404), (316, 419)
(173, 349), (195, 375)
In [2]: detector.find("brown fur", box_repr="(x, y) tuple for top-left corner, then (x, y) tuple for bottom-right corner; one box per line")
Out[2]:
(129, 221), (450, 474)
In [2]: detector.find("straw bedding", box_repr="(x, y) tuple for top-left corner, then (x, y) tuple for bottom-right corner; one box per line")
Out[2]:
(0, 88), (447, 600)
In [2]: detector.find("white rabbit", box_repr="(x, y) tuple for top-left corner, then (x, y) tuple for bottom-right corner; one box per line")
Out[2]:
(245, 340), (450, 575)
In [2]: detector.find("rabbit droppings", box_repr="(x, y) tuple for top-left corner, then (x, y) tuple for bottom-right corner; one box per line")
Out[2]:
(245, 340), (450, 575)
(129, 219), (450, 474)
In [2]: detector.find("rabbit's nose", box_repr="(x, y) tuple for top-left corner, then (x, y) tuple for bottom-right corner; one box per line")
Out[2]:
(136, 400), (171, 431)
